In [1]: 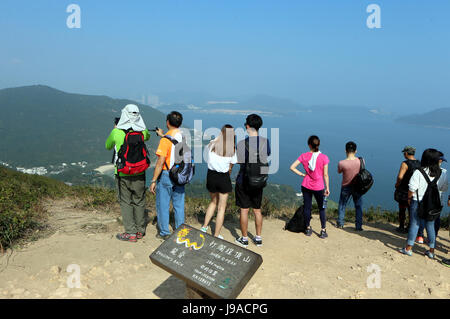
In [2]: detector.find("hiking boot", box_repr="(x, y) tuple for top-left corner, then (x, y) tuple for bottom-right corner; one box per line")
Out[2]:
(319, 230), (328, 239)
(336, 223), (344, 229)
(305, 227), (313, 236)
(355, 227), (364, 231)
(424, 251), (435, 259)
(441, 258), (450, 267)
(399, 247), (413, 256)
(235, 237), (249, 248)
(156, 234), (171, 241)
(116, 233), (137, 242)
(136, 232), (145, 239)
(416, 236), (424, 244)
(252, 237), (263, 247)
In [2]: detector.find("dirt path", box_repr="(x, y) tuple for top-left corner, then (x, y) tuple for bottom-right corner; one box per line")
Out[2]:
(0, 199), (449, 299)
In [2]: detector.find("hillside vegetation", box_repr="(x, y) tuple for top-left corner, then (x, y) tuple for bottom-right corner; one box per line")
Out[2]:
(0, 85), (167, 167)
(0, 165), (448, 251)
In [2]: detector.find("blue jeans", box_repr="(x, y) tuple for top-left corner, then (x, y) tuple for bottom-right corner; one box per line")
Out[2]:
(407, 200), (436, 249)
(338, 185), (363, 229)
(156, 170), (185, 236)
(417, 216), (440, 238)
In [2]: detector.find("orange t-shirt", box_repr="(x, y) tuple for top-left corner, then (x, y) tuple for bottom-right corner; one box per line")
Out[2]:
(155, 129), (181, 170)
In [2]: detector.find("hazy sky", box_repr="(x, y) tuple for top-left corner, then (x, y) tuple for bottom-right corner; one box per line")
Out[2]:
(1, 0), (449, 112)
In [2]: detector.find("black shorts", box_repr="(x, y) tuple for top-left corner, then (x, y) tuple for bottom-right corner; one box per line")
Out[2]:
(206, 169), (232, 194)
(235, 182), (264, 209)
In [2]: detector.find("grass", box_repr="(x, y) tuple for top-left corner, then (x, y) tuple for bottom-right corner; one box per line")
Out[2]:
(0, 165), (448, 251)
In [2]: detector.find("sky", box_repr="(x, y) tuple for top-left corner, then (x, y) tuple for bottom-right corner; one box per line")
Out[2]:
(0, 0), (449, 112)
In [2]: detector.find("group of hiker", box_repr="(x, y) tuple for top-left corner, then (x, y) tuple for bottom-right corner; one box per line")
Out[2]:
(105, 104), (449, 268)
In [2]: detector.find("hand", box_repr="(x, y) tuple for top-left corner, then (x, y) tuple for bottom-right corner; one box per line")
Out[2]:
(150, 182), (157, 194)
(114, 124), (117, 128)
(156, 128), (164, 137)
(324, 189), (330, 197)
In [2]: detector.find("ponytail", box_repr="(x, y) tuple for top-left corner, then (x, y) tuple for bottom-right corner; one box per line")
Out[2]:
(307, 135), (320, 152)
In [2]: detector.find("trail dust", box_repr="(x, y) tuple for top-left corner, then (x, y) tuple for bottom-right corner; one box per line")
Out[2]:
(0, 199), (449, 299)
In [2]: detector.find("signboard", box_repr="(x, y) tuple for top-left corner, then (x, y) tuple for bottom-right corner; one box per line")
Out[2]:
(149, 224), (263, 299)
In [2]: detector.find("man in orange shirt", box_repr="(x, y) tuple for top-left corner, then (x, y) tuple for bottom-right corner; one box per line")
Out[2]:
(150, 111), (185, 240)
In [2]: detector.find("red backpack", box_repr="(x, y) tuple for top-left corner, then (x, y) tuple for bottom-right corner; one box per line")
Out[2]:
(116, 130), (150, 175)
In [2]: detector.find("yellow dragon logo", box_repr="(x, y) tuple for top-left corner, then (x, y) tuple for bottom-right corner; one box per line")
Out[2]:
(176, 227), (205, 250)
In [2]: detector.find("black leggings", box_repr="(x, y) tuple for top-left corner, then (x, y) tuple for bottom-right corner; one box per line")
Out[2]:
(301, 186), (326, 229)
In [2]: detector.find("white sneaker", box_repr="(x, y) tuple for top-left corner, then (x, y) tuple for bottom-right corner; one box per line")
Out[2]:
(216, 235), (224, 239)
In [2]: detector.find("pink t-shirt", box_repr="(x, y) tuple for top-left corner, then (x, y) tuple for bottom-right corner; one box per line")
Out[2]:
(338, 158), (362, 186)
(298, 152), (330, 191)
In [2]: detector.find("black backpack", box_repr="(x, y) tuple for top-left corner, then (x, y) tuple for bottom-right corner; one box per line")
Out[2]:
(351, 157), (374, 195)
(162, 135), (195, 186)
(284, 205), (306, 233)
(244, 138), (269, 189)
(417, 168), (443, 221)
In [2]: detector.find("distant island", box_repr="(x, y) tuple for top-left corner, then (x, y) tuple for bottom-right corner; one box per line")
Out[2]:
(396, 107), (450, 129)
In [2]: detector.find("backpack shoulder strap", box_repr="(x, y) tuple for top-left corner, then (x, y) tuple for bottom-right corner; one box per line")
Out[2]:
(417, 167), (440, 185)
(162, 135), (179, 145)
(358, 157), (365, 171)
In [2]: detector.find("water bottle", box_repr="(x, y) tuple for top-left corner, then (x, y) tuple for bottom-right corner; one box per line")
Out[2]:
(323, 196), (328, 209)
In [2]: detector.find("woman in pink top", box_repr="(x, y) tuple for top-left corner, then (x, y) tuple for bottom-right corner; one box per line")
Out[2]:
(290, 135), (330, 238)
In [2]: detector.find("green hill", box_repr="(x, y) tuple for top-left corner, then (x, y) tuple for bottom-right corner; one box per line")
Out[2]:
(0, 85), (167, 167)
(396, 107), (450, 129)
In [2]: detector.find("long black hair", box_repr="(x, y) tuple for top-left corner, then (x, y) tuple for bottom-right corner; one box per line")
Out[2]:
(420, 148), (441, 177)
(308, 135), (320, 152)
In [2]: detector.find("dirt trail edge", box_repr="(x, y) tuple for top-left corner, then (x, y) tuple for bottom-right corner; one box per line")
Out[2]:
(0, 199), (449, 299)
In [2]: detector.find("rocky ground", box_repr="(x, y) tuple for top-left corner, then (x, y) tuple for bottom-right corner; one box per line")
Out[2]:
(0, 199), (449, 299)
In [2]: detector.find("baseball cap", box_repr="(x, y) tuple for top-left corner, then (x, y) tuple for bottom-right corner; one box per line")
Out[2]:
(401, 146), (416, 155)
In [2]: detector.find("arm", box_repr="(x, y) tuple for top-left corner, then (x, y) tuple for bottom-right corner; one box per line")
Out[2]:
(323, 164), (330, 196)
(150, 155), (166, 194)
(105, 129), (116, 150)
(290, 160), (305, 177)
(408, 171), (419, 205)
(395, 162), (408, 188)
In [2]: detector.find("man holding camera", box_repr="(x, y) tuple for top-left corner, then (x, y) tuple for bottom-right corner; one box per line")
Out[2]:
(149, 111), (186, 240)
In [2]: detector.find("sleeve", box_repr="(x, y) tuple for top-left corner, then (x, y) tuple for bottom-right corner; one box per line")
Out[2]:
(105, 129), (115, 150)
(409, 170), (420, 193)
(142, 129), (150, 141)
(297, 153), (303, 163)
(323, 154), (330, 166)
